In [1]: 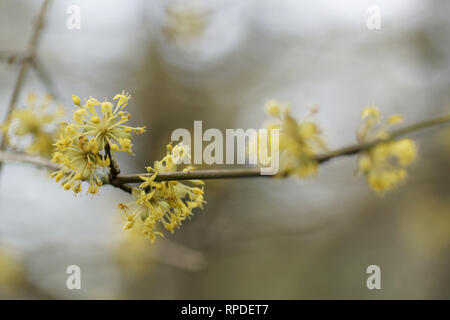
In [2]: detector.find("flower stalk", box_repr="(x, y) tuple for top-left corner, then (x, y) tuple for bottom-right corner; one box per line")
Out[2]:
(0, 0), (51, 151)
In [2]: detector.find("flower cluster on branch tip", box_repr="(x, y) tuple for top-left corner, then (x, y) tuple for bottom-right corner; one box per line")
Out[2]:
(118, 143), (205, 243)
(258, 101), (417, 194)
(50, 91), (146, 195)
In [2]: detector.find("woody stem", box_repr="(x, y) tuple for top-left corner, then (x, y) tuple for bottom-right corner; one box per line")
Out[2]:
(0, 112), (449, 188)
(105, 143), (120, 178)
(112, 112), (450, 184)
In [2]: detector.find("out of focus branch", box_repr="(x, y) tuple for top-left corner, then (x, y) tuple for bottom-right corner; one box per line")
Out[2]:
(31, 60), (61, 100)
(0, 151), (61, 171)
(0, 0), (52, 153)
(112, 168), (263, 184)
(1, 112), (449, 189)
(316, 112), (450, 164)
(112, 112), (450, 184)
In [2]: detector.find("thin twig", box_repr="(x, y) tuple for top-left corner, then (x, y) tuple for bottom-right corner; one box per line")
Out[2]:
(0, 0), (51, 152)
(112, 112), (450, 184)
(0, 151), (61, 171)
(0, 113), (449, 189)
(105, 144), (120, 178)
(316, 113), (450, 164)
(113, 167), (263, 184)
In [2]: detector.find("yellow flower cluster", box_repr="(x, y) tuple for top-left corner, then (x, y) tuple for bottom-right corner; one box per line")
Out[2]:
(118, 143), (205, 243)
(1, 93), (63, 157)
(357, 107), (417, 193)
(51, 91), (145, 195)
(262, 100), (327, 177)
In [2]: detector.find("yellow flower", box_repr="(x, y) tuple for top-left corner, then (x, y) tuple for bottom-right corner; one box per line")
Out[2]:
(361, 106), (380, 120)
(357, 105), (404, 143)
(101, 101), (113, 114)
(265, 100), (281, 118)
(64, 91), (145, 154)
(257, 101), (327, 178)
(357, 107), (418, 193)
(51, 136), (106, 195)
(388, 114), (404, 125)
(1, 93), (63, 157)
(72, 94), (81, 106)
(51, 91), (145, 194)
(118, 143), (205, 243)
(118, 138), (132, 154)
(113, 90), (131, 109)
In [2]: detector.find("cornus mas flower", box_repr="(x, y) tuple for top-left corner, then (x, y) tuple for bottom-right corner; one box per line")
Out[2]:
(51, 136), (108, 194)
(118, 143), (205, 243)
(51, 91), (145, 195)
(261, 100), (327, 178)
(69, 91), (145, 155)
(357, 107), (417, 194)
(1, 93), (63, 157)
(357, 106), (405, 143)
(170, 142), (191, 164)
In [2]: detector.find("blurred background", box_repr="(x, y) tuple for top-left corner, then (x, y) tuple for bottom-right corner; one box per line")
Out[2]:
(0, 0), (449, 299)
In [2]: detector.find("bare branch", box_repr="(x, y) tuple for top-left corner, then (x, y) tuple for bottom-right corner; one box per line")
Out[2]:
(31, 59), (61, 100)
(113, 112), (450, 184)
(0, 0), (52, 153)
(0, 112), (449, 189)
(0, 151), (61, 171)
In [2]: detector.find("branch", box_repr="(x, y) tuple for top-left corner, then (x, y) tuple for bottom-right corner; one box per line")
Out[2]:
(316, 112), (450, 164)
(0, 0), (52, 152)
(0, 112), (449, 188)
(105, 144), (120, 177)
(112, 112), (450, 184)
(0, 51), (30, 64)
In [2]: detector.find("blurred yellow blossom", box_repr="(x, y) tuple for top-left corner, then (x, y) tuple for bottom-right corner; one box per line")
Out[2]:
(257, 100), (327, 178)
(116, 224), (156, 276)
(399, 192), (450, 257)
(0, 246), (25, 293)
(67, 91), (145, 155)
(118, 143), (205, 243)
(357, 106), (417, 194)
(1, 93), (63, 157)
